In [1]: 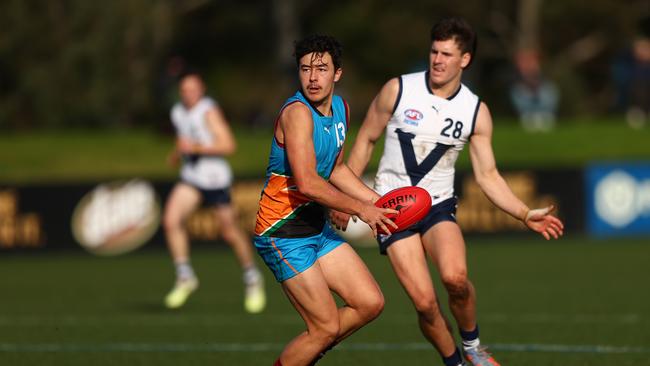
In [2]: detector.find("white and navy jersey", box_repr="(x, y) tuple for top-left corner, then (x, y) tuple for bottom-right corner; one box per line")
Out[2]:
(170, 97), (233, 190)
(374, 71), (480, 205)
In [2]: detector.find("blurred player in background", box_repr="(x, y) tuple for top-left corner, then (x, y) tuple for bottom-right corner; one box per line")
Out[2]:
(254, 35), (397, 366)
(342, 17), (565, 366)
(163, 73), (266, 313)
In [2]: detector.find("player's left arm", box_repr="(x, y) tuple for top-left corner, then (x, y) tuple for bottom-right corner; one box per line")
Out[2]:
(469, 102), (564, 240)
(347, 77), (400, 176)
(177, 106), (237, 156)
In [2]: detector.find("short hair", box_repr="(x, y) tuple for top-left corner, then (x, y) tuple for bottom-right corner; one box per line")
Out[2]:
(294, 34), (343, 70)
(179, 71), (202, 82)
(430, 17), (477, 65)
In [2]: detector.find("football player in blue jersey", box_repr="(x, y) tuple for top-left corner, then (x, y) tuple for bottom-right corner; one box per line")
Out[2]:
(254, 35), (397, 366)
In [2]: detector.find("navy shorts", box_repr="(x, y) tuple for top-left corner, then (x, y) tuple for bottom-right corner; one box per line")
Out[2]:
(182, 181), (232, 206)
(377, 196), (458, 254)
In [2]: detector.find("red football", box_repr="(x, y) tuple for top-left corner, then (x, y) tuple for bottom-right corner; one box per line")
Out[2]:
(374, 186), (432, 235)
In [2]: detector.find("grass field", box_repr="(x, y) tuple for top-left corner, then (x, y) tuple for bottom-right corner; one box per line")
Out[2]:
(1, 236), (648, 366)
(1, 120), (650, 183)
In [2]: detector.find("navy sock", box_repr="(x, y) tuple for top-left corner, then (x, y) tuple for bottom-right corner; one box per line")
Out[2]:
(442, 347), (463, 366)
(460, 324), (480, 350)
(460, 324), (479, 341)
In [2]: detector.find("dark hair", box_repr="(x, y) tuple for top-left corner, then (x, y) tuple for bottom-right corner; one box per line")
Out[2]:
(430, 17), (477, 65)
(638, 16), (650, 38)
(179, 71), (203, 82)
(294, 34), (343, 69)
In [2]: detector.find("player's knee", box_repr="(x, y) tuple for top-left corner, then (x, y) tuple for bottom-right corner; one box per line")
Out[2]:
(311, 321), (339, 344)
(220, 224), (243, 243)
(412, 293), (440, 318)
(358, 291), (385, 322)
(219, 225), (235, 242)
(162, 213), (182, 233)
(415, 298), (446, 327)
(442, 273), (470, 301)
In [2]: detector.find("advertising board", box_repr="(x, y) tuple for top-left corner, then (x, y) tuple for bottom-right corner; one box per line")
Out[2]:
(586, 163), (650, 237)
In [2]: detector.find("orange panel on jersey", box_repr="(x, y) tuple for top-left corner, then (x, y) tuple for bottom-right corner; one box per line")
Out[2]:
(254, 174), (311, 236)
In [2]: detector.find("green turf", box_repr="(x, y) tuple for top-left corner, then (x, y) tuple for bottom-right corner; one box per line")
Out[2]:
(1, 120), (649, 183)
(1, 236), (648, 365)
(0, 129), (175, 183)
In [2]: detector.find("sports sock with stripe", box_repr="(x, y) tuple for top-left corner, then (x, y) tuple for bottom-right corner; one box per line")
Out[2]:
(243, 265), (261, 285)
(460, 324), (480, 351)
(442, 347), (464, 366)
(175, 262), (195, 281)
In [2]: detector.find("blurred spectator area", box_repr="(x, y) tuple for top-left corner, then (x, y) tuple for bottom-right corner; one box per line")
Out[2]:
(0, 0), (649, 130)
(611, 16), (650, 129)
(510, 48), (559, 132)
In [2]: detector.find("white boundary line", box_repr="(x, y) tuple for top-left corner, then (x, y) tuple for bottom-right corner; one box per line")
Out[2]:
(0, 312), (642, 326)
(0, 342), (647, 354)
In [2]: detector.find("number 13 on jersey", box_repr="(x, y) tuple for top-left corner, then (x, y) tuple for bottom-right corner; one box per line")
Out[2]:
(334, 121), (346, 148)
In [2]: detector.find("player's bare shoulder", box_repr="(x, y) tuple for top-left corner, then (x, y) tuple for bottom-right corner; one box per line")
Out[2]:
(382, 77), (401, 93)
(363, 77), (402, 129)
(478, 101), (491, 118)
(376, 77), (401, 110)
(203, 104), (221, 123)
(276, 101), (313, 143)
(280, 101), (312, 126)
(472, 101), (494, 137)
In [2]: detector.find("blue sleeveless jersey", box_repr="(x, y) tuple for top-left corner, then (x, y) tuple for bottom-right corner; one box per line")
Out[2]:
(255, 91), (349, 237)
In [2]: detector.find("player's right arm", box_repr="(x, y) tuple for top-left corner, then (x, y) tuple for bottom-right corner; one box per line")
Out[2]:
(347, 77), (400, 176)
(175, 106), (236, 157)
(331, 78), (399, 230)
(279, 102), (397, 236)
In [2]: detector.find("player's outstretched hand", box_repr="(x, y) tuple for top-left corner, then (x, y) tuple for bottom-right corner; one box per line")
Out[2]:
(329, 209), (352, 231)
(166, 150), (180, 167)
(357, 203), (398, 237)
(524, 205), (564, 240)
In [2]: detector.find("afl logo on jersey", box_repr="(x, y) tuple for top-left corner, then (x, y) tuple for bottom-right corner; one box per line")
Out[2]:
(403, 109), (423, 126)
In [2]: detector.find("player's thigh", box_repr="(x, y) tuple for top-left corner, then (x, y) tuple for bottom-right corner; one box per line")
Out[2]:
(386, 235), (438, 303)
(164, 183), (201, 224)
(422, 221), (467, 278)
(281, 263), (339, 329)
(318, 243), (382, 307)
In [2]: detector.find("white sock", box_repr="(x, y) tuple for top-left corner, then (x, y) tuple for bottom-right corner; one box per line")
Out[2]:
(462, 337), (480, 351)
(243, 266), (261, 286)
(175, 262), (195, 281)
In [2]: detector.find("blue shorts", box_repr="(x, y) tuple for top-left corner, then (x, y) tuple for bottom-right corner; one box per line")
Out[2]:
(254, 224), (345, 282)
(377, 196), (458, 254)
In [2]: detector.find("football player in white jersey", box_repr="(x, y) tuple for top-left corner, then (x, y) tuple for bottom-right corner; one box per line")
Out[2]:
(342, 17), (564, 366)
(163, 74), (266, 313)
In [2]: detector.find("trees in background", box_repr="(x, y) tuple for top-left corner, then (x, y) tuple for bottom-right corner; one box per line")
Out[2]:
(0, 0), (647, 129)
(0, 1), (179, 128)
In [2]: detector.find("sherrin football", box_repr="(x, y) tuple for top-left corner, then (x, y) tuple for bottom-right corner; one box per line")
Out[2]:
(374, 186), (432, 235)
